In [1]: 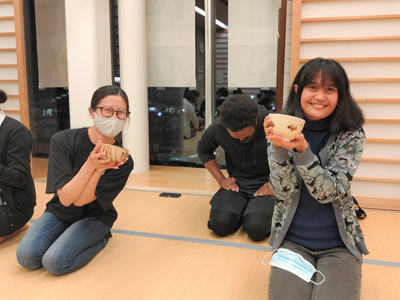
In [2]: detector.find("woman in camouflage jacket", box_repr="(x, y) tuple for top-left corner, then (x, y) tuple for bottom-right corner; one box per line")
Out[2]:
(264, 58), (368, 300)
(267, 128), (368, 259)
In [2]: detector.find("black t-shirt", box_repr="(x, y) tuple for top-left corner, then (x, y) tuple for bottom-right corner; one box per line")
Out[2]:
(45, 128), (134, 228)
(0, 117), (36, 218)
(197, 106), (272, 190)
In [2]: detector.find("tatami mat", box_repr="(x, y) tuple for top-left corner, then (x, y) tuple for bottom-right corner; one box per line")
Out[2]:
(359, 210), (400, 263)
(76, 238), (270, 300)
(125, 166), (224, 196)
(362, 264), (400, 300)
(112, 190), (204, 233)
(156, 194), (266, 246)
(0, 234), (151, 300)
(1, 160), (399, 299)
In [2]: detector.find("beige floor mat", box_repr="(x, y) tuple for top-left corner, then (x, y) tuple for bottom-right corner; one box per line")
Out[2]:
(2, 172), (399, 300)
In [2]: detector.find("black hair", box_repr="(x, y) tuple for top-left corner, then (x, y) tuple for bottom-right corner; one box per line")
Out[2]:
(91, 85), (129, 112)
(219, 94), (259, 132)
(183, 88), (195, 102)
(0, 89), (7, 104)
(282, 57), (364, 135)
(190, 89), (200, 97)
(217, 87), (229, 97)
(233, 88), (243, 95)
(263, 90), (276, 96)
(259, 93), (275, 110)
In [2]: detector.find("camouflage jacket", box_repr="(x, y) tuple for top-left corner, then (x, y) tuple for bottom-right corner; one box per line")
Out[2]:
(267, 129), (369, 262)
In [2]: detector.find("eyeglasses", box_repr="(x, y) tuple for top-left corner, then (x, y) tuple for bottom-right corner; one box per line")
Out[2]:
(95, 107), (130, 120)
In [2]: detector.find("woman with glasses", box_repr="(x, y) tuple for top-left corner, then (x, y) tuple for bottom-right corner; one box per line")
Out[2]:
(17, 85), (133, 276)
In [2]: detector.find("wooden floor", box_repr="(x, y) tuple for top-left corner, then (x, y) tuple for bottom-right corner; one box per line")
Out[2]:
(1, 159), (400, 299)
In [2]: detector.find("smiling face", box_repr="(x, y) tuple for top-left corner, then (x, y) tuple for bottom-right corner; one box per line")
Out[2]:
(296, 75), (338, 121)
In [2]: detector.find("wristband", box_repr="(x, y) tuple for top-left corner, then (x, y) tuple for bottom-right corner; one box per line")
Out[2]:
(95, 169), (105, 176)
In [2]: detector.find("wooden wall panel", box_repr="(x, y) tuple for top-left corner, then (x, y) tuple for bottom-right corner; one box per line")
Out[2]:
(0, 0), (29, 128)
(290, 0), (400, 210)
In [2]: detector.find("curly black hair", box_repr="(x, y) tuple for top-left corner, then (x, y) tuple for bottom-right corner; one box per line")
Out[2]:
(219, 94), (258, 132)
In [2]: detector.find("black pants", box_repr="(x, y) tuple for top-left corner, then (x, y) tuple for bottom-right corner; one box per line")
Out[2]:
(207, 188), (276, 241)
(0, 202), (32, 237)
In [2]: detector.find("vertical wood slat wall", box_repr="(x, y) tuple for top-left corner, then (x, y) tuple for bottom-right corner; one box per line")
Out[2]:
(0, 0), (29, 128)
(290, 0), (400, 210)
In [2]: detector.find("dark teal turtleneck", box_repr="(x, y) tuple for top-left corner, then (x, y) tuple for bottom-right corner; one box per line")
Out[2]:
(285, 116), (345, 251)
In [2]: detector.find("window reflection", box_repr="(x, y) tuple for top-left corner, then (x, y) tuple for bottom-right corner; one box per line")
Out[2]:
(148, 87), (226, 168)
(109, 0), (280, 169)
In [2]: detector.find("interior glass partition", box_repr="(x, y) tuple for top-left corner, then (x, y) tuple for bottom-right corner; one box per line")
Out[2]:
(111, 0), (283, 169)
(24, 0), (70, 158)
(144, 0), (227, 168)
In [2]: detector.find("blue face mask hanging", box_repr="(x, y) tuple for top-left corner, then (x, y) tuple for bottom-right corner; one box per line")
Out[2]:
(262, 248), (325, 285)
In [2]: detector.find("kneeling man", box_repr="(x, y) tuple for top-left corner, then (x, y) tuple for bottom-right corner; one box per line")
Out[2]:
(197, 95), (276, 241)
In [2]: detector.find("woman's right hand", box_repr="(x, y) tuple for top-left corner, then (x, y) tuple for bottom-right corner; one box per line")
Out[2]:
(264, 115), (284, 148)
(87, 140), (121, 174)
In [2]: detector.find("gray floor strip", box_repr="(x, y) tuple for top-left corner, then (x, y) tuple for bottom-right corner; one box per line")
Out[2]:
(110, 229), (400, 268)
(110, 228), (272, 252)
(28, 219), (400, 269)
(363, 259), (400, 268)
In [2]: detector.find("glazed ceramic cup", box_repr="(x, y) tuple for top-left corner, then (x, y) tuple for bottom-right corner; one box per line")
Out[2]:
(269, 114), (305, 142)
(99, 144), (129, 163)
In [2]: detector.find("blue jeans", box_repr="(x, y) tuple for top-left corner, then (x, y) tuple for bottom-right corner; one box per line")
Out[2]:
(16, 212), (110, 276)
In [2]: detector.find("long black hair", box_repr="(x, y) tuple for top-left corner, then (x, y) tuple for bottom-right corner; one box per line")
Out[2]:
(282, 57), (364, 135)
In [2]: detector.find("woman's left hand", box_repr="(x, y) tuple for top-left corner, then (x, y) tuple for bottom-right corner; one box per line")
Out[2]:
(96, 153), (130, 175)
(264, 116), (308, 152)
(276, 134), (308, 153)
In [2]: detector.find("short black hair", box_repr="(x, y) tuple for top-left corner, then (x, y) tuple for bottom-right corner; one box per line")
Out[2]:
(190, 89), (200, 97)
(183, 88), (195, 102)
(217, 87), (229, 97)
(219, 94), (258, 132)
(283, 57), (364, 135)
(0, 89), (7, 104)
(233, 88), (243, 94)
(263, 90), (276, 96)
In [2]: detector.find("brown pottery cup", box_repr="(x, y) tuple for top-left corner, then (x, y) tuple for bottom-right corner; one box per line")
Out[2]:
(99, 144), (129, 164)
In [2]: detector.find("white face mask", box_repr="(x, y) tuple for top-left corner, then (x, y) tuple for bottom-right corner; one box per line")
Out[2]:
(263, 248), (325, 285)
(93, 112), (127, 138)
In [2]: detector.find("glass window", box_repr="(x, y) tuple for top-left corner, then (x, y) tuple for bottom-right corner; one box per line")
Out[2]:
(24, 0), (70, 158)
(110, 0), (284, 169)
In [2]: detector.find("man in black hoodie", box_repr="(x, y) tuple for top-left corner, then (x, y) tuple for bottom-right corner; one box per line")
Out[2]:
(197, 95), (276, 241)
